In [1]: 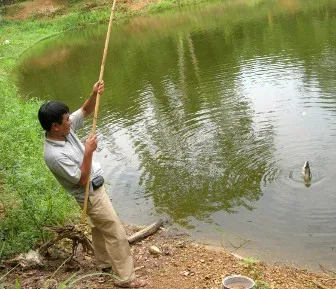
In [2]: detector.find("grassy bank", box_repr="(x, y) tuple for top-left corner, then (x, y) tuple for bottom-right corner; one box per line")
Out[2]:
(0, 0), (214, 258)
(0, 20), (79, 256)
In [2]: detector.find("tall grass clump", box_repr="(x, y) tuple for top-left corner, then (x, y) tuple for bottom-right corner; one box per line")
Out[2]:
(148, 0), (215, 12)
(0, 21), (81, 257)
(149, 1), (175, 12)
(0, 80), (79, 257)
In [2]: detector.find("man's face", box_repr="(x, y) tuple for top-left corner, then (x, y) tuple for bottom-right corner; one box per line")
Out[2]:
(55, 113), (71, 136)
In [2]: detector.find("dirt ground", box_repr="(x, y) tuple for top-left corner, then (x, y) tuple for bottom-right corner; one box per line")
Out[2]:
(2, 0), (157, 19)
(1, 223), (336, 289)
(2, 0), (62, 19)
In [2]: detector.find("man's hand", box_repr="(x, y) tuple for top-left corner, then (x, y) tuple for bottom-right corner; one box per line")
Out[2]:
(78, 134), (98, 185)
(92, 80), (105, 96)
(82, 80), (105, 118)
(84, 134), (97, 153)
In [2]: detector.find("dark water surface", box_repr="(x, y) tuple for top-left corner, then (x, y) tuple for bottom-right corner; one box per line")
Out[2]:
(16, 0), (336, 269)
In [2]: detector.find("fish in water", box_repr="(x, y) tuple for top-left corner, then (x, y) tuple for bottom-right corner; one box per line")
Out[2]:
(302, 161), (312, 182)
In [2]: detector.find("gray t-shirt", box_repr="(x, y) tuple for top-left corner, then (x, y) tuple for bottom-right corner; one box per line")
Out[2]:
(44, 109), (103, 202)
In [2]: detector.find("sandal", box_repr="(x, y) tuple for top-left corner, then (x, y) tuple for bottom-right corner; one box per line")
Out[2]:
(114, 278), (147, 288)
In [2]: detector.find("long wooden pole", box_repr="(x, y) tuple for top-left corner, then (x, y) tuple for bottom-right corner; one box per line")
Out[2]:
(81, 0), (117, 224)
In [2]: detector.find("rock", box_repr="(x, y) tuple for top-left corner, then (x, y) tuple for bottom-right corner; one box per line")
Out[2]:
(183, 270), (190, 277)
(9, 250), (43, 268)
(149, 245), (162, 255)
(231, 253), (244, 260)
(176, 241), (187, 248)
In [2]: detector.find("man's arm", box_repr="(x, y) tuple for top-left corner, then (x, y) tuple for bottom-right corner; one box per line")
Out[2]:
(81, 80), (105, 118)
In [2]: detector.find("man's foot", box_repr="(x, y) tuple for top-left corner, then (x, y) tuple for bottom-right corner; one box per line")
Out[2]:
(114, 278), (147, 288)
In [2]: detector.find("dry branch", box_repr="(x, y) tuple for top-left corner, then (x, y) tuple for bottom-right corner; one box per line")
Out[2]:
(128, 219), (165, 244)
(39, 225), (93, 256)
(38, 219), (164, 261)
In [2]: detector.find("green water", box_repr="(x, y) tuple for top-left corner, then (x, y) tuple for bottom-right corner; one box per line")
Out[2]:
(16, 0), (336, 269)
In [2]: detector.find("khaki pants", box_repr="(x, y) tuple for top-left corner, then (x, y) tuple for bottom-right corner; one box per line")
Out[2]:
(81, 186), (135, 283)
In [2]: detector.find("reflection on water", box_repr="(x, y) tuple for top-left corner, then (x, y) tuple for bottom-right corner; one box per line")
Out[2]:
(16, 0), (336, 269)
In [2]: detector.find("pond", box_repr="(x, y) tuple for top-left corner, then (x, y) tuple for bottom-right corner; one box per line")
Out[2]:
(16, 0), (336, 270)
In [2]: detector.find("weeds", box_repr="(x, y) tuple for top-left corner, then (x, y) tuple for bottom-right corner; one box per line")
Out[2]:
(239, 257), (259, 278)
(240, 256), (260, 266)
(0, 91), (79, 256)
(149, 1), (175, 12)
(0, 22), (79, 257)
(239, 257), (270, 288)
(0, 271), (115, 288)
(255, 280), (271, 289)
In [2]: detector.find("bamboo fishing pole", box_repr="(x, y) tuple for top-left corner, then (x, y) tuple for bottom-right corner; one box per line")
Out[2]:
(81, 0), (117, 224)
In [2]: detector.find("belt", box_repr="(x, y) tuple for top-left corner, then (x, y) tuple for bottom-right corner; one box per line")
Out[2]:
(92, 175), (104, 190)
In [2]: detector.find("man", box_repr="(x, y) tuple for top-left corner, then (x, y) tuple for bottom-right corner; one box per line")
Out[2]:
(38, 80), (147, 288)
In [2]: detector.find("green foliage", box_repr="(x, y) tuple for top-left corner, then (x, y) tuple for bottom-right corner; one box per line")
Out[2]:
(255, 280), (271, 289)
(0, 50), (79, 257)
(239, 257), (261, 280)
(241, 257), (260, 266)
(0, 93), (79, 256)
(149, 1), (175, 12)
(148, 0), (216, 12)
(55, 9), (112, 30)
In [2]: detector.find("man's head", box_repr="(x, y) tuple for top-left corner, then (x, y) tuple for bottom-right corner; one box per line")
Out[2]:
(38, 101), (69, 132)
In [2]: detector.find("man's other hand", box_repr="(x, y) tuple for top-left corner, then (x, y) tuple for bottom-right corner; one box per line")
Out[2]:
(93, 80), (105, 96)
(85, 134), (98, 153)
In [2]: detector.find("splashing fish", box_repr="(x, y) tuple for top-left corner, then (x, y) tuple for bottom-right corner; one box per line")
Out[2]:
(302, 161), (312, 183)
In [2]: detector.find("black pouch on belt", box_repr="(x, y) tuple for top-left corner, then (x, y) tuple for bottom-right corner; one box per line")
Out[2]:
(92, 175), (104, 190)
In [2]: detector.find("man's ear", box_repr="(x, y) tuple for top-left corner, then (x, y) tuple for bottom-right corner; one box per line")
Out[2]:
(51, 122), (59, 131)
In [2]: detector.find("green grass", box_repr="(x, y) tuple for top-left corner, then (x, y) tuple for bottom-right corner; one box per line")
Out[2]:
(0, 80), (79, 256)
(149, 1), (175, 12)
(255, 280), (271, 289)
